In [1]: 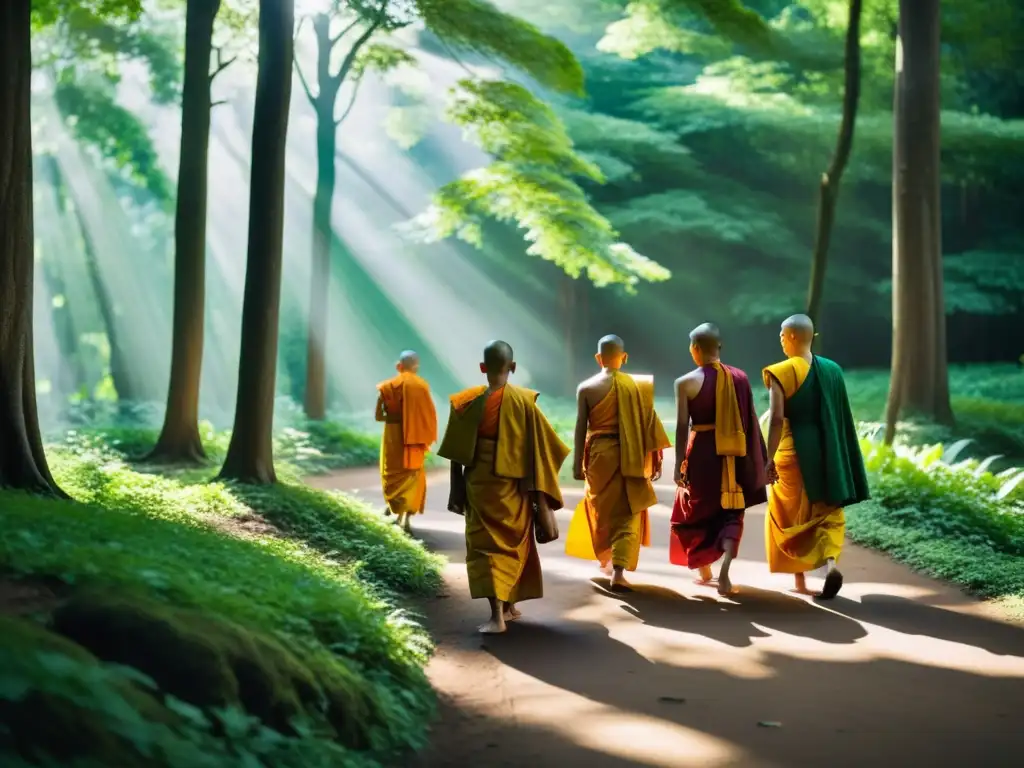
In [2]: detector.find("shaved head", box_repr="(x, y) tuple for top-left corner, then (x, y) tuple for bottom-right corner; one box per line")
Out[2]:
(597, 334), (624, 357)
(483, 340), (514, 374)
(781, 314), (815, 342)
(689, 323), (721, 356)
(396, 349), (419, 373)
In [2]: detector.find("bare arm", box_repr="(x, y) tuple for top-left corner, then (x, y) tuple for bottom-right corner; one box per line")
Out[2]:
(374, 395), (386, 422)
(573, 386), (589, 481)
(765, 378), (786, 477)
(674, 378), (690, 485)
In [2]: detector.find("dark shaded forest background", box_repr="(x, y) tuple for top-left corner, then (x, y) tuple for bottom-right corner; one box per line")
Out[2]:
(29, 0), (1024, 425)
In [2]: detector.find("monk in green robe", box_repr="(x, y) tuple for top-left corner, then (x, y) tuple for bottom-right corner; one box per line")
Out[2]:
(763, 314), (870, 599)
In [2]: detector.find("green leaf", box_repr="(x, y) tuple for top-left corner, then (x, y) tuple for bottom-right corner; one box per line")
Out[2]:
(417, 0), (585, 95)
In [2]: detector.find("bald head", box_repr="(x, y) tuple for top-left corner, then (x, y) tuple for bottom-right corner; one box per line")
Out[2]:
(689, 323), (721, 356)
(397, 349), (419, 373)
(598, 334), (624, 358)
(482, 340), (514, 374)
(781, 314), (815, 343)
(596, 334), (627, 370)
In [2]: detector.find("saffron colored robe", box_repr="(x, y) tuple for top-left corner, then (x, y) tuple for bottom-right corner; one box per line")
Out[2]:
(438, 384), (570, 603)
(565, 372), (671, 571)
(670, 363), (768, 568)
(762, 355), (869, 573)
(377, 372), (437, 516)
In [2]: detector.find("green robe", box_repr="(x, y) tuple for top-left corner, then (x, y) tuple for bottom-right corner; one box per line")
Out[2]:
(786, 356), (870, 507)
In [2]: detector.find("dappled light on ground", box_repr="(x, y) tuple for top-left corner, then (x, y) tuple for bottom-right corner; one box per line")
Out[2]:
(319, 467), (1024, 766)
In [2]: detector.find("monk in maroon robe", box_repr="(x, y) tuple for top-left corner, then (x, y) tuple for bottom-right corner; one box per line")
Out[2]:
(670, 323), (767, 595)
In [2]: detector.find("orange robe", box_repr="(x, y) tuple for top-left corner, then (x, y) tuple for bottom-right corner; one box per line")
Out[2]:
(438, 384), (570, 603)
(763, 357), (846, 572)
(565, 372), (671, 571)
(377, 372), (437, 516)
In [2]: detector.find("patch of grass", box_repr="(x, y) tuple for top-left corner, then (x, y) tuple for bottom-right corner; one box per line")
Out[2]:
(0, 445), (444, 766)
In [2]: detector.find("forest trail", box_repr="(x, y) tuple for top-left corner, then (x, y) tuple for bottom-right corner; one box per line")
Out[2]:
(310, 454), (1024, 768)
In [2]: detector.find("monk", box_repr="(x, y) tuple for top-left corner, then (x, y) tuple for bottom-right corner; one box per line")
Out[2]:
(763, 314), (870, 599)
(375, 350), (437, 534)
(670, 324), (767, 596)
(565, 335), (671, 591)
(438, 341), (570, 634)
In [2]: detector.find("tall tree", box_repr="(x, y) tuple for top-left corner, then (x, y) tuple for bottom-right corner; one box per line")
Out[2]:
(804, 0), (862, 328)
(0, 0), (149, 493)
(149, 0), (226, 463)
(0, 0), (62, 494)
(218, 0), (294, 483)
(883, 0), (952, 443)
(296, 1), (410, 421)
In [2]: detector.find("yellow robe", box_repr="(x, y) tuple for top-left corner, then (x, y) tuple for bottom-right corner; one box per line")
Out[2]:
(565, 372), (671, 571)
(763, 357), (845, 572)
(377, 372), (437, 516)
(438, 384), (570, 603)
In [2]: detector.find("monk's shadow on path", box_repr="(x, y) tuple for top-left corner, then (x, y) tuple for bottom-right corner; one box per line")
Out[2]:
(827, 593), (1024, 657)
(589, 579), (868, 648)
(484, 617), (1024, 767)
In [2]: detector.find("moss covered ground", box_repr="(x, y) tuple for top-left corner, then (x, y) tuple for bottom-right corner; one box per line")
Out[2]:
(0, 438), (443, 767)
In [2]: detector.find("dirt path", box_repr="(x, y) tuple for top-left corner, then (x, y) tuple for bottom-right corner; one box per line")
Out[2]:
(313, 455), (1024, 767)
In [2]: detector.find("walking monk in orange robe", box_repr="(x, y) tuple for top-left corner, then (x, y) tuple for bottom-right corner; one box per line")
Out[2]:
(565, 335), (671, 591)
(670, 324), (767, 596)
(438, 340), (570, 634)
(375, 350), (437, 534)
(763, 314), (869, 599)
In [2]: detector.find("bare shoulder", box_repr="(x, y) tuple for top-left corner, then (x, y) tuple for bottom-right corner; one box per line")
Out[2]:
(675, 368), (703, 398)
(577, 372), (606, 393)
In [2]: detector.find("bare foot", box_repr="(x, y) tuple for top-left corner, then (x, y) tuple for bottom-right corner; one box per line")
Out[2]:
(402, 518), (412, 534)
(610, 572), (633, 592)
(791, 573), (813, 595)
(503, 605), (522, 622)
(599, 561), (613, 576)
(717, 573), (738, 596)
(478, 616), (507, 634)
(694, 566), (715, 585)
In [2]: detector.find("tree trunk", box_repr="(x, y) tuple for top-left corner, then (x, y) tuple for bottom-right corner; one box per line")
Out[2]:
(805, 0), (862, 329)
(78, 211), (136, 401)
(560, 275), (576, 394)
(150, 0), (222, 463)
(0, 0), (66, 496)
(218, 0), (294, 484)
(883, 0), (952, 444)
(303, 14), (338, 421)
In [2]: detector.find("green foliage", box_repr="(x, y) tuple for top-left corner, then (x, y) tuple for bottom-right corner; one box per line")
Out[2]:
(848, 439), (1024, 599)
(0, 444), (443, 765)
(417, 0), (585, 95)
(53, 72), (171, 202)
(410, 79), (670, 289)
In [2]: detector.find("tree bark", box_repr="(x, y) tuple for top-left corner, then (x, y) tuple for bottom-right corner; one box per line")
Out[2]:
(303, 14), (339, 421)
(883, 0), (953, 444)
(218, 0), (294, 484)
(805, 0), (862, 329)
(0, 0), (66, 496)
(149, 0), (222, 463)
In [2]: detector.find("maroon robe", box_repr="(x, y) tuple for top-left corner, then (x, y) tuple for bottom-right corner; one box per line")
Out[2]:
(669, 364), (768, 568)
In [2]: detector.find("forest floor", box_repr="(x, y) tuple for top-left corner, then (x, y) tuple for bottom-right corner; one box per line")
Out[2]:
(312, 453), (1024, 768)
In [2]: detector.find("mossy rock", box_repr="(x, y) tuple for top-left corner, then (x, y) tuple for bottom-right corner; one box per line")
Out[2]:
(0, 616), (175, 766)
(50, 590), (376, 748)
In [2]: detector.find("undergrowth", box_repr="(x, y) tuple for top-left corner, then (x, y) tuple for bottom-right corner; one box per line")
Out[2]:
(847, 439), (1024, 600)
(0, 443), (444, 766)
